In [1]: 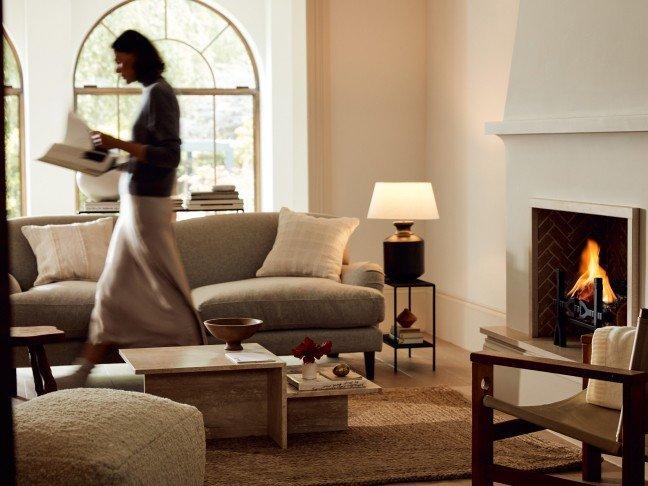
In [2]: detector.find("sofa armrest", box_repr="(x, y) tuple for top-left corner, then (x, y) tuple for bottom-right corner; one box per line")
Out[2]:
(341, 262), (384, 292)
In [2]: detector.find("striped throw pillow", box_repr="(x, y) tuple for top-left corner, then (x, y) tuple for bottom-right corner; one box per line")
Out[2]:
(21, 218), (114, 286)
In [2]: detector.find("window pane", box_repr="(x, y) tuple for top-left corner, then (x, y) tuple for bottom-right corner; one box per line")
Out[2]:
(3, 37), (21, 89)
(118, 95), (142, 140)
(156, 39), (213, 88)
(177, 95), (215, 194)
(204, 27), (256, 89)
(102, 0), (165, 41)
(216, 95), (254, 211)
(76, 94), (118, 136)
(167, 0), (228, 52)
(5, 95), (21, 218)
(74, 23), (118, 88)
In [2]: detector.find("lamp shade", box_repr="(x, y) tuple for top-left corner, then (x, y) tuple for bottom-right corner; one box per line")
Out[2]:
(367, 182), (439, 220)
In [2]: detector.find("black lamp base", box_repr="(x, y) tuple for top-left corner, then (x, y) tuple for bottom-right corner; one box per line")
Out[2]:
(383, 221), (424, 281)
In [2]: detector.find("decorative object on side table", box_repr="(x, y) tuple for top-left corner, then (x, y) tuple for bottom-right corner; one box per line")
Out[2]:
(203, 318), (263, 351)
(367, 182), (439, 281)
(383, 278), (437, 372)
(291, 336), (332, 380)
(396, 308), (417, 328)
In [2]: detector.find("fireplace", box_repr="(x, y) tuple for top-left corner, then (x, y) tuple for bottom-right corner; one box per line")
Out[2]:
(531, 199), (639, 342)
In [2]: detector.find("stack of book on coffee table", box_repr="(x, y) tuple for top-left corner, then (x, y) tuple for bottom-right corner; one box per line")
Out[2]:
(186, 184), (243, 211)
(288, 367), (367, 391)
(389, 325), (424, 344)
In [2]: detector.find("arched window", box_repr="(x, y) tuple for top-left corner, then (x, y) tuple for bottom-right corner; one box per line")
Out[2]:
(74, 0), (259, 211)
(3, 31), (24, 218)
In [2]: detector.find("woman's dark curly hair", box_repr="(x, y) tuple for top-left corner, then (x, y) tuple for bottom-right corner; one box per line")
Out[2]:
(112, 30), (164, 84)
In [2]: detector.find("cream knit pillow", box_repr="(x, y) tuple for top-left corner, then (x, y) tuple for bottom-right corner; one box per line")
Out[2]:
(585, 325), (636, 410)
(257, 208), (359, 282)
(21, 217), (114, 286)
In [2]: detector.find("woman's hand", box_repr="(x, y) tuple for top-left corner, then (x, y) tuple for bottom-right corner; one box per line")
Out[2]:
(91, 131), (120, 151)
(91, 131), (147, 162)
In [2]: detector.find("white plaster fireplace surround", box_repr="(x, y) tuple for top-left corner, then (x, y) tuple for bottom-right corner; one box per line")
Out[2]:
(487, 0), (648, 339)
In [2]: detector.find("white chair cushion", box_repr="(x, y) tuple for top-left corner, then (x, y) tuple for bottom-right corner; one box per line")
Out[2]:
(586, 325), (636, 410)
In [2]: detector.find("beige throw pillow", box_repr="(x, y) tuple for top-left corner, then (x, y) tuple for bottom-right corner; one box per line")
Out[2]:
(21, 218), (114, 286)
(585, 325), (636, 410)
(257, 208), (359, 282)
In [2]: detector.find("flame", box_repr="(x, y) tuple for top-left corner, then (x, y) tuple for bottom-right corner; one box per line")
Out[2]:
(567, 239), (617, 304)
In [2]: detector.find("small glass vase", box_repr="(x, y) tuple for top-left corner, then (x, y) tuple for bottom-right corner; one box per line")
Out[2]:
(302, 361), (318, 380)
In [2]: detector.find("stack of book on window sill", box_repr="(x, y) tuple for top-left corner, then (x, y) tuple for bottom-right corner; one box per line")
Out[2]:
(186, 184), (244, 211)
(389, 325), (424, 344)
(288, 367), (367, 391)
(82, 197), (183, 212)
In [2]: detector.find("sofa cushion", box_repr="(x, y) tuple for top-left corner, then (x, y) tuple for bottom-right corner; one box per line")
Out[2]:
(11, 280), (97, 339)
(193, 277), (384, 331)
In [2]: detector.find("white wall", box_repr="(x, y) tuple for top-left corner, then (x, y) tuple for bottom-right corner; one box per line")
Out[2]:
(3, 0), (308, 215)
(505, 0), (648, 120)
(425, 0), (518, 349)
(323, 0), (429, 267)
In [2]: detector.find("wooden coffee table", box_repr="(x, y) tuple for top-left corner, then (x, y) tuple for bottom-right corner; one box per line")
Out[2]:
(120, 343), (287, 447)
(120, 343), (381, 447)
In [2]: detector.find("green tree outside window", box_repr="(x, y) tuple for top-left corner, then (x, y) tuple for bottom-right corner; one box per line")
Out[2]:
(4, 34), (23, 219)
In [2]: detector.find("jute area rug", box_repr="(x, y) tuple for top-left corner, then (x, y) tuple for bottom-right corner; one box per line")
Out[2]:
(205, 386), (580, 485)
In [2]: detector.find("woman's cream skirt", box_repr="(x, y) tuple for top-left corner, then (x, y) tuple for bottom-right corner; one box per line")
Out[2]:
(88, 175), (206, 347)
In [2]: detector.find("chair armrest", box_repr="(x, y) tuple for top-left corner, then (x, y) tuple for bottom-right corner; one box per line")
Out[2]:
(341, 262), (384, 291)
(471, 350), (648, 385)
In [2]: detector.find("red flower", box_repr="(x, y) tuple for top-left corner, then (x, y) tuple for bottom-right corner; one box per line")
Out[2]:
(292, 337), (333, 364)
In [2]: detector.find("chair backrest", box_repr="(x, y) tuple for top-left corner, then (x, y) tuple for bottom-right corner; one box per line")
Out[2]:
(629, 308), (648, 373)
(615, 308), (648, 442)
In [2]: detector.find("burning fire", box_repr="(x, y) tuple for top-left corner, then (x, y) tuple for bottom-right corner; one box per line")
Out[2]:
(567, 239), (617, 304)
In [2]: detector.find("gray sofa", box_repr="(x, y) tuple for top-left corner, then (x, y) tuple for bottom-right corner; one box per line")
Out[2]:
(9, 212), (385, 378)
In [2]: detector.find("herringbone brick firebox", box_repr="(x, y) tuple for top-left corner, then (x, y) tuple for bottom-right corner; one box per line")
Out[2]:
(531, 199), (639, 339)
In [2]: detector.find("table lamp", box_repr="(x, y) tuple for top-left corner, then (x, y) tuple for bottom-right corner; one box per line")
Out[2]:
(367, 182), (439, 281)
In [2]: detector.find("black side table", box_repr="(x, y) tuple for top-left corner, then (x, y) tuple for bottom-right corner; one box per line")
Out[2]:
(383, 278), (436, 372)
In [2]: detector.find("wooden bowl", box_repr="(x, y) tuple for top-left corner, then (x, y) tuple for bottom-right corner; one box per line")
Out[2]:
(203, 318), (263, 351)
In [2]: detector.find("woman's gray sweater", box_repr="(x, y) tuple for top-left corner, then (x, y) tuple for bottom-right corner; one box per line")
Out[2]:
(128, 77), (181, 197)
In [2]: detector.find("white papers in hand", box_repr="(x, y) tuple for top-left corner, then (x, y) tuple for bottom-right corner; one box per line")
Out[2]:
(63, 111), (93, 150)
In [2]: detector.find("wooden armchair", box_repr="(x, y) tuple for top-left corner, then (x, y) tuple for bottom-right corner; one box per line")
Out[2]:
(471, 308), (648, 485)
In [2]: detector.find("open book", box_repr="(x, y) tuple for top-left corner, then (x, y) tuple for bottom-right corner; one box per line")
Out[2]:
(38, 112), (127, 176)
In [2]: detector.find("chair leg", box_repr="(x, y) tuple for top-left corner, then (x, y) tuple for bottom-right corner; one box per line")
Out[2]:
(582, 444), (601, 482)
(622, 382), (645, 485)
(472, 362), (494, 486)
(363, 352), (375, 380)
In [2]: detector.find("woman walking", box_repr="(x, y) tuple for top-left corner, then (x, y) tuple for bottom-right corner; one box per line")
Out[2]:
(63, 30), (205, 386)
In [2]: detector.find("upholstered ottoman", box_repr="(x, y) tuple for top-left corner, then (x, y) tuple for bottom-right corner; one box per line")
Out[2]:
(14, 388), (205, 485)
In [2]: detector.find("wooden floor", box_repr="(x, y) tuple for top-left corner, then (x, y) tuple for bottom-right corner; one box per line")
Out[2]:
(15, 336), (627, 485)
